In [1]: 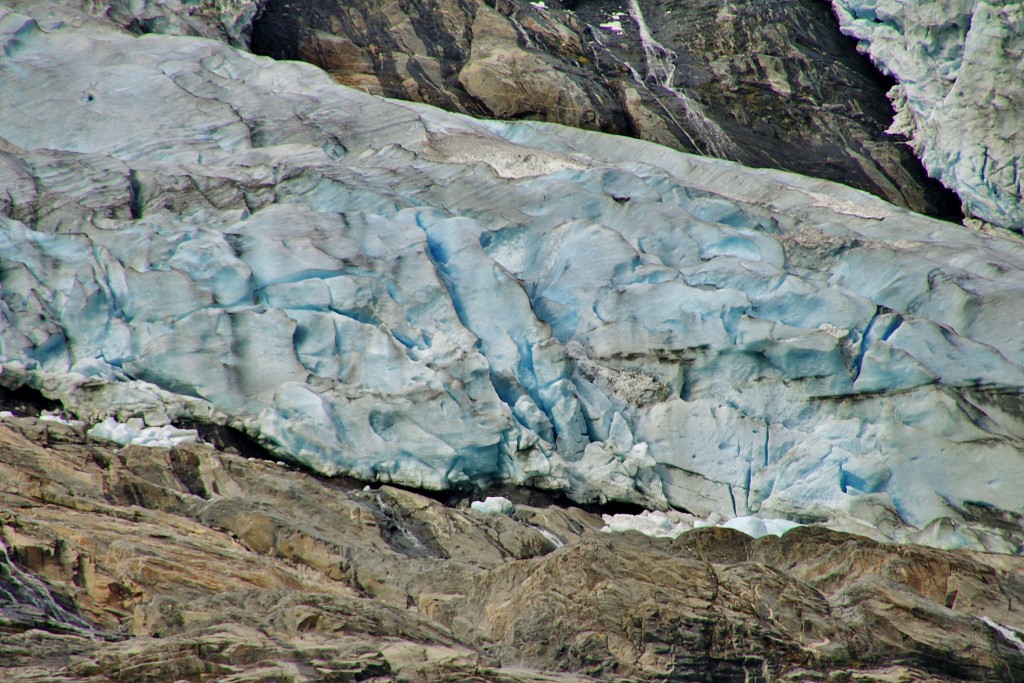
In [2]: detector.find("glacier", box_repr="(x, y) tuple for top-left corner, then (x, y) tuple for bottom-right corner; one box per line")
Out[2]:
(600, 509), (803, 540)
(830, 0), (1024, 230)
(1, 1), (1024, 550)
(87, 416), (201, 448)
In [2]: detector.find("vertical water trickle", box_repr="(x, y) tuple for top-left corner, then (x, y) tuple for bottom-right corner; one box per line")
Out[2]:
(0, 540), (100, 638)
(625, 0), (737, 159)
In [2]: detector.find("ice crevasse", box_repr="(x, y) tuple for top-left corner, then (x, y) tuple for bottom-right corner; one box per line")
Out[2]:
(0, 2), (1023, 551)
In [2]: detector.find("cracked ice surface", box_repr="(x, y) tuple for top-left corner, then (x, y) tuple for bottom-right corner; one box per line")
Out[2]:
(1, 2), (1023, 546)
(830, 0), (1024, 230)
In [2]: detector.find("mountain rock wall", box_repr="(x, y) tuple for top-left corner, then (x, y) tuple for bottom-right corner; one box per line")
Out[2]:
(3, 414), (1024, 681)
(246, 0), (959, 217)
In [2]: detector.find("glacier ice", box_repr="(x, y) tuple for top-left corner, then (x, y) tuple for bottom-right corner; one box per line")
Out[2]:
(602, 510), (694, 539)
(600, 510), (802, 540)
(718, 516), (802, 539)
(830, 0), (1024, 230)
(470, 496), (516, 516)
(87, 416), (200, 448)
(1, 0), (1024, 547)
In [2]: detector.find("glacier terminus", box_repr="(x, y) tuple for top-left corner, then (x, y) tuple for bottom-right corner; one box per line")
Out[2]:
(1, 1), (1023, 554)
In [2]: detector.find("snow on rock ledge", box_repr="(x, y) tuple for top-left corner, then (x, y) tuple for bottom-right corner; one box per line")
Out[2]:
(1, 1), (1023, 549)
(830, 0), (1024, 230)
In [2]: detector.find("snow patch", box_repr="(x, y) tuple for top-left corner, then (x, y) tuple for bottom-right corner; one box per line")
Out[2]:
(981, 617), (1024, 653)
(39, 411), (85, 428)
(534, 526), (564, 548)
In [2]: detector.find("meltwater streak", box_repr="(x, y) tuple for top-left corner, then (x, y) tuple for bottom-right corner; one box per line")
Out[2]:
(0, 540), (100, 638)
(626, 0), (737, 159)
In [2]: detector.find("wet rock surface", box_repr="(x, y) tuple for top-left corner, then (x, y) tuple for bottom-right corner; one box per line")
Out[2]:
(246, 0), (958, 217)
(2, 414), (1024, 682)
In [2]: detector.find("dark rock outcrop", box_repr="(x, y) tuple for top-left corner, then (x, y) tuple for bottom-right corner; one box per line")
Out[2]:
(248, 0), (959, 217)
(3, 414), (1023, 682)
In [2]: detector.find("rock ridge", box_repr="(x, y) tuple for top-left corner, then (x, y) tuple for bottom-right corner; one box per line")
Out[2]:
(3, 413), (1024, 681)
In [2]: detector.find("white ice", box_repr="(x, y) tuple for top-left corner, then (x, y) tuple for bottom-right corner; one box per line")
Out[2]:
(39, 411), (85, 428)
(87, 417), (200, 449)
(470, 496), (515, 515)
(981, 617), (1024, 653)
(601, 511), (801, 540)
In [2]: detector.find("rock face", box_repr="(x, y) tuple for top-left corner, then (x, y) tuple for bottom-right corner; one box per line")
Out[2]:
(3, 414), (1024, 682)
(831, 0), (1024, 230)
(2, 0), (1024, 547)
(247, 0), (958, 217)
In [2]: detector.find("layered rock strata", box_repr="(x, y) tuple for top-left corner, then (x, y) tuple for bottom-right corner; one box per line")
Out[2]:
(3, 414), (1024, 682)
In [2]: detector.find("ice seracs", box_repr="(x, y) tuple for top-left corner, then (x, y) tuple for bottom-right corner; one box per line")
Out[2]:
(1, 0), (1023, 552)
(830, 0), (1024, 230)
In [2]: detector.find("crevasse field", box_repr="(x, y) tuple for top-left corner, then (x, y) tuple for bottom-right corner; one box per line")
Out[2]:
(1, 2), (1023, 553)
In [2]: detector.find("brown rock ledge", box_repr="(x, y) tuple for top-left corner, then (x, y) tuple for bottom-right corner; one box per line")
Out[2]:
(1, 414), (1023, 682)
